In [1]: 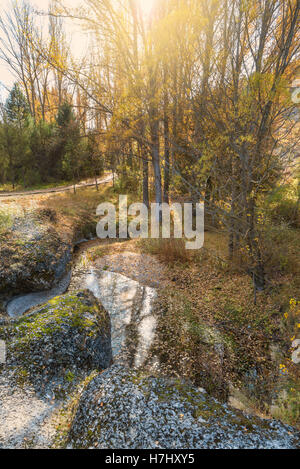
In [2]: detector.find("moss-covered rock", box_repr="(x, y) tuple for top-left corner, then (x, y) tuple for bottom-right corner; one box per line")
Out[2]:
(0, 291), (112, 389)
(67, 365), (299, 449)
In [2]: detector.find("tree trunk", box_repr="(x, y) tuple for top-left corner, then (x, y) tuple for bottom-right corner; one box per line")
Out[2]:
(163, 109), (170, 203)
(151, 120), (162, 222)
(141, 143), (149, 209)
(163, 65), (170, 204)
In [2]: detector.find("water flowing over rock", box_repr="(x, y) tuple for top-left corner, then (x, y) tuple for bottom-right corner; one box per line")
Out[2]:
(71, 269), (157, 365)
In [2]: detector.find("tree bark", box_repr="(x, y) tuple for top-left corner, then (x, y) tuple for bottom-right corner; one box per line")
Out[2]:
(150, 119), (162, 221)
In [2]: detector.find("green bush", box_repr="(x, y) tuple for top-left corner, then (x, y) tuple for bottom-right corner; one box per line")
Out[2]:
(114, 165), (140, 193)
(266, 184), (300, 228)
(269, 199), (299, 228)
(23, 168), (41, 188)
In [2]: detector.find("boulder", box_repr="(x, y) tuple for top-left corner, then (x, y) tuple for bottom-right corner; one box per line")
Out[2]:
(0, 213), (71, 301)
(0, 291), (112, 389)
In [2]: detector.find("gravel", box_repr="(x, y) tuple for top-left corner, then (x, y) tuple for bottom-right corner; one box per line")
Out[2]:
(0, 370), (60, 449)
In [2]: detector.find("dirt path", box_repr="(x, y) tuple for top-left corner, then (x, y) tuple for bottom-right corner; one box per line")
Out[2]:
(0, 372), (60, 449)
(73, 239), (168, 289)
(0, 174), (114, 198)
(92, 251), (167, 288)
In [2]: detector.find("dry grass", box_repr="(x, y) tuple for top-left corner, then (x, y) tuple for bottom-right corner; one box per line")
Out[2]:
(134, 222), (300, 425)
(38, 184), (119, 242)
(139, 229), (229, 265)
(139, 237), (191, 263)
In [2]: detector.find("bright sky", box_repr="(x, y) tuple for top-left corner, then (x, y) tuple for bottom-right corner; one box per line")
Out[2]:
(139, 0), (155, 16)
(0, 1), (45, 97)
(0, 0), (155, 101)
(0, 0), (83, 101)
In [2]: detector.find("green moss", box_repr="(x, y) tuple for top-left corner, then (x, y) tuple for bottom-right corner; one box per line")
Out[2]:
(52, 370), (99, 449)
(128, 371), (228, 424)
(3, 292), (110, 372)
(10, 293), (107, 340)
(65, 370), (76, 383)
(15, 368), (30, 387)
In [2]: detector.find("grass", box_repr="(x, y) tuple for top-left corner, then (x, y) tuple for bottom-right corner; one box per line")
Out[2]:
(43, 184), (128, 219)
(0, 172), (110, 193)
(139, 225), (300, 425)
(0, 210), (12, 234)
(139, 237), (191, 263)
(272, 378), (300, 427)
(0, 203), (26, 234)
(39, 184), (116, 241)
(0, 179), (73, 193)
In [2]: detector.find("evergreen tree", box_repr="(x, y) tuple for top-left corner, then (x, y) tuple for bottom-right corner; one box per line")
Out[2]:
(5, 83), (30, 126)
(56, 102), (82, 190)
(56, 102), (75, 129)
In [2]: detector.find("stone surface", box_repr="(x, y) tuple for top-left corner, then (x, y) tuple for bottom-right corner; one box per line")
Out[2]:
(70, 268), (157, 365)
(0, 374), (60, 449)
(0, 213), (71, 306)
(68, 365), (299, 449)
(0, 290), (113, 449)
(0, 290), (112, 388)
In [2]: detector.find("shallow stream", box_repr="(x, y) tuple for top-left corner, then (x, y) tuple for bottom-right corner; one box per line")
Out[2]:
(6, 243), (157, 366)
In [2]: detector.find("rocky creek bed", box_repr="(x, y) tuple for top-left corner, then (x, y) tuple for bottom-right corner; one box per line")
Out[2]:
(1, 287), (299, 448)
(0, 213), (299, 448)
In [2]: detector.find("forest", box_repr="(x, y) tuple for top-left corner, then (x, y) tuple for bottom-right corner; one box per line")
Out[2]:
(0, 0), (299, 283)
(0, 0), (299, 450)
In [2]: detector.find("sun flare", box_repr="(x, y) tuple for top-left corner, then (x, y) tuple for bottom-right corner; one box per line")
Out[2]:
(138, 0), (155, 17)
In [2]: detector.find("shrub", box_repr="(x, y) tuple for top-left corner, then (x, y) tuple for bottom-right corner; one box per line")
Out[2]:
(269, 199), (299, 228)
(262, 223), (300, 276)
(23, 168), (41, 188)
(140, 237), (190, 263)
(266, 183), (300, 228)
(114, 165), (140, 194)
